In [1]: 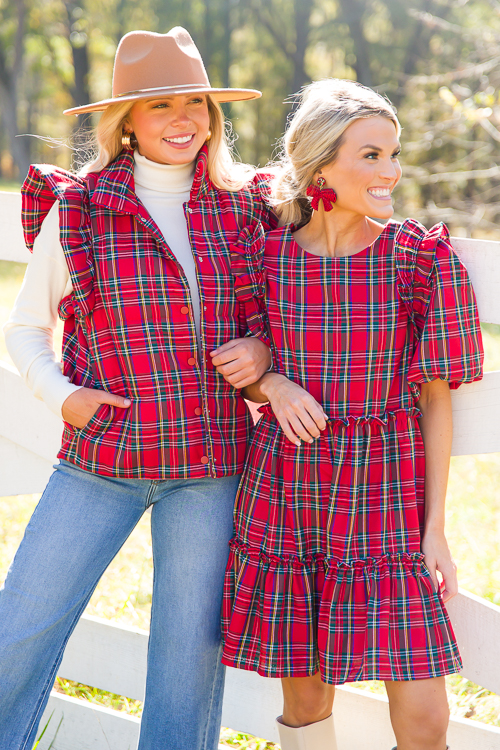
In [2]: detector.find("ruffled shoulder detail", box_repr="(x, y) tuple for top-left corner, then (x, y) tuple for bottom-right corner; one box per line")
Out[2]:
(21, 164), (87, 251)
(250, 170), (273, 198)
(57, 179), (96, 321)
(22, 164), (95, 321)
(230, 221), (269, 342)
(405, 222), (484, 390)
(230, 221), (266, 300)
(394, 218), (446, 335)
(243, 170), (278, 232)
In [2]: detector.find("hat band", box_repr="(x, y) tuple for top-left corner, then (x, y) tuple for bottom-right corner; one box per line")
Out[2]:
(116, 83), (211, 97)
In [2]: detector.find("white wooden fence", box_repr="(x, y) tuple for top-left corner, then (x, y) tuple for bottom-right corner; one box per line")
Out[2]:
(1, 190), (500, 749)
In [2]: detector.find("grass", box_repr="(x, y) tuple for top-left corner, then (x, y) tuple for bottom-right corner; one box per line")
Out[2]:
(0, 179), (21, 193)
(1, 261), (500, 746)
(54, 678), (143, 717)
(481, 323), (500, 371)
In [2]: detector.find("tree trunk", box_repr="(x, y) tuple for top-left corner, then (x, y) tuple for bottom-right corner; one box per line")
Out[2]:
(0, 0), (31, 179)
(71, 42), (91, 110)
(390, 0), (446, 107)
(63, 1), (91, 142)
(290, 0), (311, 95)
(203, 0), (213, 75)
(250, 0), (312, 101)
(222, 0), (231, 88)
(0, 79), (31, 179)
(337, 0), (372, 86)
(63, 1), (91, 109)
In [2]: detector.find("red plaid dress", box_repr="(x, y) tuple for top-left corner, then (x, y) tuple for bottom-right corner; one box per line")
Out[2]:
(221, 218), (483, 683)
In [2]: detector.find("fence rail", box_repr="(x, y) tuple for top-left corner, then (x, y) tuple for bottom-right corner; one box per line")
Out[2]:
(1, 190), (500, 748)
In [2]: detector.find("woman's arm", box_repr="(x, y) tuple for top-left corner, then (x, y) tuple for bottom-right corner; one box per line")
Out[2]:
(4, 203), (130, 426)
(243, 371), (328, 446)
(4, 203), (81, 416)
(418, 378), (458, 602)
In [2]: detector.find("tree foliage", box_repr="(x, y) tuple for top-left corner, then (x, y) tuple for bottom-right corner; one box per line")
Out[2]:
(1, 0), (500, 236)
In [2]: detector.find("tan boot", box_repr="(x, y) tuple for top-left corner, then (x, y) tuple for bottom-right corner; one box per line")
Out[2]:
(276, 714), (337, 750)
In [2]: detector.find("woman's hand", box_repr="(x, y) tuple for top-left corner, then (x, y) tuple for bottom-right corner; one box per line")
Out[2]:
(260, 373), (328, 446)
(210, 337), (272, 389)
(61, 387), (131, 429)
(421, 529), (458, 603)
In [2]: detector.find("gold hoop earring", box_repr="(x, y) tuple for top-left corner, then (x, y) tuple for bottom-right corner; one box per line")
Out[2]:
(122, 131), (136, 150)
(205, 129), (212, 143)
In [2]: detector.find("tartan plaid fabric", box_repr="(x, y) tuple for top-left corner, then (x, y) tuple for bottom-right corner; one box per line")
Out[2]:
(221, 219), (483, 683)
(229, 221), (269, 341)
(21, 148), (276, 479)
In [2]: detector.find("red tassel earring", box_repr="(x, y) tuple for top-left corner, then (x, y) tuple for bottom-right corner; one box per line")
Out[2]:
(306, 176), (337, 212)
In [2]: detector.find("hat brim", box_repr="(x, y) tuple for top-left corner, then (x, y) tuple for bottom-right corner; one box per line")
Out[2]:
(63, 86), (262, 115)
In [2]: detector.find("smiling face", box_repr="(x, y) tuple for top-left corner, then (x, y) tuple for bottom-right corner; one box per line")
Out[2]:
(125, 93), (211, 165)
(316, 116), (402, 220)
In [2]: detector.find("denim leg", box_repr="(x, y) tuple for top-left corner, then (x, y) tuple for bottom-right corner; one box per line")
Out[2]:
(139, 474), (240, 750)
(0, 461), (148, 750)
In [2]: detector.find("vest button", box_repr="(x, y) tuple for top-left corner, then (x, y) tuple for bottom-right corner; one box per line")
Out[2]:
(188, 357), (196, 366)
(194, 407), (203, 416)
(200, 456), (209, 464)
(181, 306), (189, 314)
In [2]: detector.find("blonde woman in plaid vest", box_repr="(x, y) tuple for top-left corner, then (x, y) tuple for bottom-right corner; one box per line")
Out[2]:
(222, 80), (483, 750)
(1, 28), (276, 750)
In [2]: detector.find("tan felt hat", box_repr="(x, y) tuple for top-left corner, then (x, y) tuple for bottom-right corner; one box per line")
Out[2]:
(64, 26), (261, 116)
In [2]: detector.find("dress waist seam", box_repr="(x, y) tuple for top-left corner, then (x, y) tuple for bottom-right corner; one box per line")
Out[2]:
(258, 404), (421, 425)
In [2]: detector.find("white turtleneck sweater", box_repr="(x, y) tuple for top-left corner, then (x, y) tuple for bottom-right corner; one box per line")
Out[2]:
(4, 151), (198, 418)
(134, 150), (200, 337)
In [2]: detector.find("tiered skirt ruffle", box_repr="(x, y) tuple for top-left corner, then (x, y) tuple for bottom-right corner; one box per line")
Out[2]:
(222, 540), (462, 684)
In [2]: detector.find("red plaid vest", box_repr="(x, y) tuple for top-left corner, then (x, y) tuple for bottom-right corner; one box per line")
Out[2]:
(21, 148), (276, 479)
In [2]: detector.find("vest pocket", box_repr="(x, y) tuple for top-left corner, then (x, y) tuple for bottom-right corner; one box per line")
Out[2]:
(76, 402), (115, 438)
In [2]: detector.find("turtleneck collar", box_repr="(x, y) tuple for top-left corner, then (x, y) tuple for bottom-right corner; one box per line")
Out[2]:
(133, 149), (195, 194)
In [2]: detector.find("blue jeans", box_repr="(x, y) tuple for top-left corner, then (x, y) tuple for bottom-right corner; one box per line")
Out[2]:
(0, 460), (239, 750)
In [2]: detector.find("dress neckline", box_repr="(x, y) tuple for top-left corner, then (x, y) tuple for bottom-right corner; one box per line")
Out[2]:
(286, 221), (394, 260)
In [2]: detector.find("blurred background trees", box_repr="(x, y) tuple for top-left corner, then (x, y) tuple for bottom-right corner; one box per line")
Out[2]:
(1, 0), (500, 236)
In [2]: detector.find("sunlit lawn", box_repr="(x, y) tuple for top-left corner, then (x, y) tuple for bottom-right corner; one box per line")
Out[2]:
(1, 263), (499, 746)
(0, 178), (21, 192)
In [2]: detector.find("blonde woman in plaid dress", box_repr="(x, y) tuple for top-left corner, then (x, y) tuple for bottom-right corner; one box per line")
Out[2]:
(222, 80), (483, 750)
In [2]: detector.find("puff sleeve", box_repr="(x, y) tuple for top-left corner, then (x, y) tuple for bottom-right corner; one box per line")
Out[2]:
(230, 221), (270, 344)
(407, 224), (484, 390)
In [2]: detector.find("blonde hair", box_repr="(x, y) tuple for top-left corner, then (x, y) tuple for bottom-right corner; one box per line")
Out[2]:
(80, 95), (254, 191)
(272, 79), (401, 226)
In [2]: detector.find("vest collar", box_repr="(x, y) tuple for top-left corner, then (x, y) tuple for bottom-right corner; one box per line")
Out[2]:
(90, 145), (212, 213)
